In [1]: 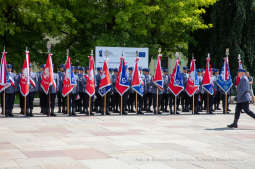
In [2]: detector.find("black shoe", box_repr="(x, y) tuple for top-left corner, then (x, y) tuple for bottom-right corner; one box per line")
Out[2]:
(50, 113), (56, 117)
(217, 108), (221, 110)
(58, 108), (61, 113)
(227, 108), (231, 112)
(227, 123), (238, 128)
(176, 112), (180, 115)
(208, 111), (214, 114)
(194, 112), (200, 115)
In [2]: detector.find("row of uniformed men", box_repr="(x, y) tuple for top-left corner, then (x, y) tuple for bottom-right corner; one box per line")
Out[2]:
(2, 64), (231, 117)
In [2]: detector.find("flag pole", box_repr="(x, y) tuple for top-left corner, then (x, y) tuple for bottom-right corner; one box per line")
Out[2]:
(2, 47), (6, 117)
(24, 47), (28, 117)
(67, 94), (70, 115)
(3, 91), (5, 117)
(156, 88), (159, 114)
(174, 96), (177, 114)
(225, 48), (229, 114)
(24, 96), (26, 116)
(192, 95), (194, 115)
(89, 96), (91, 116)
(120, 95), (123, 115)
(136, 92), (138, 114)
(207, 93), (209, 113)
(135, 51), (138, 114)
(47, 43), (51, 116)
(104, 94), (106, 115)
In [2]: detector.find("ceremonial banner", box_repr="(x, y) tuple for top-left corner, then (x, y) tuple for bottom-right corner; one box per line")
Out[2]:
(99, 59), (111, 96)
(186, 59), (199, 96)
(62, 56), (76, 97)
(202, 56), (214, 95)
(115, 57), (129, 96)
(152, 54), (163, 89)
(19, 51), (30, 96)
(217, 57), (233, 93)
(85, 55), (95, 96)
(40, 53), (56, 94)
(0, 50), (10, 92)
(131, 57), (143, 96)
(168, 59), (184, 96)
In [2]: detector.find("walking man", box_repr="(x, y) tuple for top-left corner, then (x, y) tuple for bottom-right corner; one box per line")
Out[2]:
(227, 68), (255, 128)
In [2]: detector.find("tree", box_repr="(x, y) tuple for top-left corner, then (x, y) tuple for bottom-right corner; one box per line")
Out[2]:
(0, 0), (218, 69)
(188, 0), (255, 77)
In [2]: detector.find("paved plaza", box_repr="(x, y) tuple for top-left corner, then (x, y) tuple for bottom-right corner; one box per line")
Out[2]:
(0, 104), (255, 169)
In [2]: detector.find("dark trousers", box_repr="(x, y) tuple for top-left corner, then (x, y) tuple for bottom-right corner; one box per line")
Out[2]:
(181, 91), (189, 111)
(214, 92), (221, 109)
(169, 93), (174, 113)
(81, 92), (89, 113)
(152, 94), (162, 113)
(161, 93), (168, 111)
(5, 93), (15, 112)
(234, 102), (255, 124)
(128, 92), (135, 111)
(57, 92), (63, 111)
(113, 92), (119, 112)
(95, 93), (102, 113)
(20, 92), (35, 110)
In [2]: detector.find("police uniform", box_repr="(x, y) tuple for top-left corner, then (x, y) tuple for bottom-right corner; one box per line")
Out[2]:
(46, 71), (59, 116)
(4, 64), (16, 117)
(181, 67), (189, 112)
(161, 68), (169, 112)
(70, 68), (79, 115)
(228, 69), (255, 128)
(151, 78), (163, 114)
(79, 67), (88, 114)
(57, 64), (65, 113)
(143, 68), (152, 112)
(95, 68), (102, 114)
(127, 67), (135, 112)
(18, 64), (38, 116)
(213, 69), (221, 111)
(111, 69), (119, 113)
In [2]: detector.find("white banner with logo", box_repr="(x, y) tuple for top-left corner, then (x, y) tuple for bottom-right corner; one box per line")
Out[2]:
(95, 46), (149, 69)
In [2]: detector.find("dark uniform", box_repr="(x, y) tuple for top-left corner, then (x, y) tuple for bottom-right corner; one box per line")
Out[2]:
(127, 67), (135, 112)
(4, 64), (16, 117)
(143, 68), (152, 112)
(47, 72), (59, 116)
(18, 64), (38, 116)
(151, 77), (163, 114)
(111, 69), (119, 113)
(161, 68), (170, 113)
(95, 68), (102, 114)
(228, 69), (255, 128)
(57, 64), (65, 113)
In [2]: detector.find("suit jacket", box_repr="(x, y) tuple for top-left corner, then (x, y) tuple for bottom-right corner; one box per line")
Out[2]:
(237, 76), (251, 103)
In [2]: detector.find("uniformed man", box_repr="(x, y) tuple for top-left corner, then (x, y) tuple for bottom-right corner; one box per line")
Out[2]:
(18, 64), (38, 117)
(228, 68), (255, 128)
(213, 69), (221, 111)
(79, 67), (87, 114)
(57, 64), (65, 113)
(162, 68), (169, 113)
(70, 66), (79, 116)
(143, 68), (152, 112)
(110, 68), (118, 113)
(95, 67), (102, 114)
(151, 76), (163, 114)
(47, 67), (59, 116)
(37, 64), (45, 114)
(182, 66), (189, 112)
(127, 67), (135, 113)
(4, 64), (16, 117)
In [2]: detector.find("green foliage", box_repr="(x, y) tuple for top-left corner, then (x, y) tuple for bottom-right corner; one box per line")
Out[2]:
(188, 0), (255, 78)
(0, 0), (217, 70)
